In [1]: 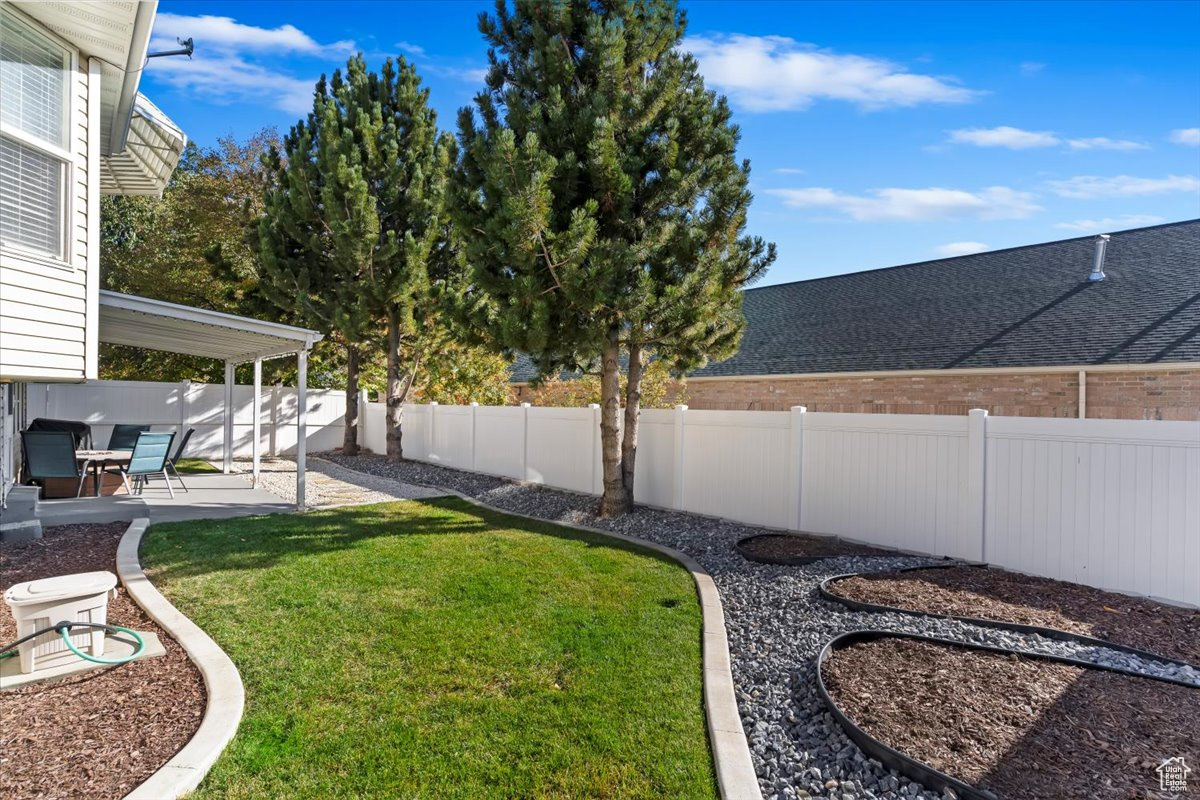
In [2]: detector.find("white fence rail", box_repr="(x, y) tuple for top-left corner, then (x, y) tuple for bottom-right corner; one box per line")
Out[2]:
(25, 379), (347, 459)
(386, 402), (1200, 606)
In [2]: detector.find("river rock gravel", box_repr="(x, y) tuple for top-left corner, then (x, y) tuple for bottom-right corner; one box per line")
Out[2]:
(319, 452), (1196, 800)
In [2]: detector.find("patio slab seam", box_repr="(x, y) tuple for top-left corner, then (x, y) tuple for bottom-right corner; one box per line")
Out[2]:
(115, 518), (244, 800)
(312, 456), (763, 800)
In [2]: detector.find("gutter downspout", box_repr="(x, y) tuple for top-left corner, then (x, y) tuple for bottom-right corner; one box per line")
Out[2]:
(106, 0), (158, 156)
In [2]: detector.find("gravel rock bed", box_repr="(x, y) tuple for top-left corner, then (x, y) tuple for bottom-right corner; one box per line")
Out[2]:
(321, 452), (1196, 800)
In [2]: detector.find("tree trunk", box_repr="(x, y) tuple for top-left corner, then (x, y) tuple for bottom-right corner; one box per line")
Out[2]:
(619, 343), (643, 511)
(342, 344), (360, 456)
(386, 315), (405, 463)
(598, 331), (630, 517)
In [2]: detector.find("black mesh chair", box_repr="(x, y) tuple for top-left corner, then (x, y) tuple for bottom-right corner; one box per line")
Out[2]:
(108, 424), (151, 451)
(21, 431), (91, 498)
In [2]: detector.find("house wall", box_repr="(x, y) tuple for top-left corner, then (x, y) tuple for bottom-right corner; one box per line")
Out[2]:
(0, 23), (94, 383)
(681, 368), (1200, 420)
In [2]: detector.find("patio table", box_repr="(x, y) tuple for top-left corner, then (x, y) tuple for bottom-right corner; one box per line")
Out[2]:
(75, 449), (132, 496)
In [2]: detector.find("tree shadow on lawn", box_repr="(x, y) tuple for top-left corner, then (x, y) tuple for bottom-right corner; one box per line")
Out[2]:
(142, 496), (687, 583)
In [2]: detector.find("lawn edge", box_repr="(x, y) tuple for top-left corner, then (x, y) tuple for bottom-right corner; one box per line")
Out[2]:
(116, 518), (245, 800)
(313, 456), (762, 800)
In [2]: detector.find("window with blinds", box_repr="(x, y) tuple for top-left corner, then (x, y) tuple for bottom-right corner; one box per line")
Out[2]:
(0, 7), (70, 261)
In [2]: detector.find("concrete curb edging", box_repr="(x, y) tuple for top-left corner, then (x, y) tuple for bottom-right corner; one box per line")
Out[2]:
(116, 518), (245, 799)
(312, 457), (763, 800)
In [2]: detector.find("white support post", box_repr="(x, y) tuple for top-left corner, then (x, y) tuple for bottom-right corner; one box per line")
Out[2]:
(590, 403), (602, 495)
(296, 350), (308, 511)
(787, 406), (807, 531)
(269, 382), (280, 457)
(967, 408), (989, 562)
(222, 361), (235, 474)
(1078, 370), (1087, 419)
(672, 404), (688, 511)
(520, 402), (531, 482)
(251, 358), (262, 488)
(470, 402), (479, 471)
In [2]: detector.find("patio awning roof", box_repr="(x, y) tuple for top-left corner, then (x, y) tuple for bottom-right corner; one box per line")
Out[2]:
(98, 291), (323, 363)
(99, 94), (187, 197)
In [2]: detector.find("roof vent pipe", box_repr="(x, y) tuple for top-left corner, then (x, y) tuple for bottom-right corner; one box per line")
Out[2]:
(1089, 234), (1110, 282)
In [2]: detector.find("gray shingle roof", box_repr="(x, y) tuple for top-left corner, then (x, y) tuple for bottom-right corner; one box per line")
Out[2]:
(508, 220), (1200, 382)
(691, 219), (1200, 378)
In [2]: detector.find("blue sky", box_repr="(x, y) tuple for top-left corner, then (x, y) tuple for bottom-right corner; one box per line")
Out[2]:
(142, 0), (1200, 286)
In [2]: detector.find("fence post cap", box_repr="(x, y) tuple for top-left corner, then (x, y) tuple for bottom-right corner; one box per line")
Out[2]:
(969, 408), (989, 417)
(470, 402), (479, 407)
(588, 403), (600, 409)
(521, 402), (532, 408)
(675, 404), (688, 411)
(430, 401), (439, 406)
(791, 405), (807, 413)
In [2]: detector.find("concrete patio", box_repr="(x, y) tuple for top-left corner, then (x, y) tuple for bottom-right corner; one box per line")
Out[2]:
(32, 472), (294, 527)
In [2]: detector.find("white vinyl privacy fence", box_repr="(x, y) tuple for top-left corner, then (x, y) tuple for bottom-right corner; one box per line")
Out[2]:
(25, 379), (347, 459)
(385, 402), (1200, 606)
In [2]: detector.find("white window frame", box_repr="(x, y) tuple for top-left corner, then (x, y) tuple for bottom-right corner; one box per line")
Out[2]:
(0, 5), (77, 270)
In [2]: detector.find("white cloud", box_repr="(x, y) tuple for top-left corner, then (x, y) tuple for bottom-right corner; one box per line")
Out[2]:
(1066, 137), (1147, 151)
(935, 241), (990, 257)
(1055, 214), (1165, 232)
(424, 64), (489, 84)
(153, 14), (354, 56)
(1169, 128), (1200, 146)
(395, 40), (427, 57)
(948, 127), (1148, 151)
(949, 126), (1059, 149)
(1045, 174), (1200, 199)
(773, 167), (807, 175)
(147, 14), (355, 115)
(683, 34), (977, 111)
(1020, 61), (1045, 76)
(768, 185), (1040, 222)
(147, 54), (317, 115)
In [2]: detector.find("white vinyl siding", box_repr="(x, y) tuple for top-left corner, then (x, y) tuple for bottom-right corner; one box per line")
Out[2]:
(0, 6), (70, 261)
(0, 10), (89, 382)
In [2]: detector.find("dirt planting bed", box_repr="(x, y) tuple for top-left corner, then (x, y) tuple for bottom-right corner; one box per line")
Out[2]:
(823, 637), (1200, 800)
(736, 532), (892, 565)
(0, 523), (204, 800)
(828, 565), (1200, 666)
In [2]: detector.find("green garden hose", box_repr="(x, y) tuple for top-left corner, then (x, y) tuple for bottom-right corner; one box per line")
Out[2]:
(0, 622), (145, 665)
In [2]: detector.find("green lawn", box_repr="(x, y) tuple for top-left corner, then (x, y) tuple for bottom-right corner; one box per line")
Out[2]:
(175, 457), (219, 474)
(142, 498), (716, 799)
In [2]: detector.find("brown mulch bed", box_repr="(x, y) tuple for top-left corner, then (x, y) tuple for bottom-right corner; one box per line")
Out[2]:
(1, 523), (205, 800)
(737, 532), (891, 564)
(828, 566), (1200, 666)
(823, 638), (1200, 800)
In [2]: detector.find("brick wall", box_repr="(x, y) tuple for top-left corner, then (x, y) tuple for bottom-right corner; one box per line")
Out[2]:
(681, 369), (1200, 420)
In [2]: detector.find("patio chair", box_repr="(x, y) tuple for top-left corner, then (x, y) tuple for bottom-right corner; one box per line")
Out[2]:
(108, 431), (177, 499)
(107, 423), (151, 451)
(155, 427), (195, 492)
(21, 431), (90, 498)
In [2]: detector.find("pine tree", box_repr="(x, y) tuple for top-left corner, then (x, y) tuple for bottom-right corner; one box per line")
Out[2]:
(453, 0), (774, 515)
(260, 55), (454, 460)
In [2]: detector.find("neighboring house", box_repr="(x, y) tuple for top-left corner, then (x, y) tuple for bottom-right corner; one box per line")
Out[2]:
(0, 1), (320, 516)
(511, 220), (1200, 420)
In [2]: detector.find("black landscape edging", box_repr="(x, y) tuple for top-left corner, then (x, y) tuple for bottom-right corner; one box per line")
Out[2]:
(818, 563), (1200, 676)
(734, 533), (899, 566)
(816, 629), (1199, 800)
